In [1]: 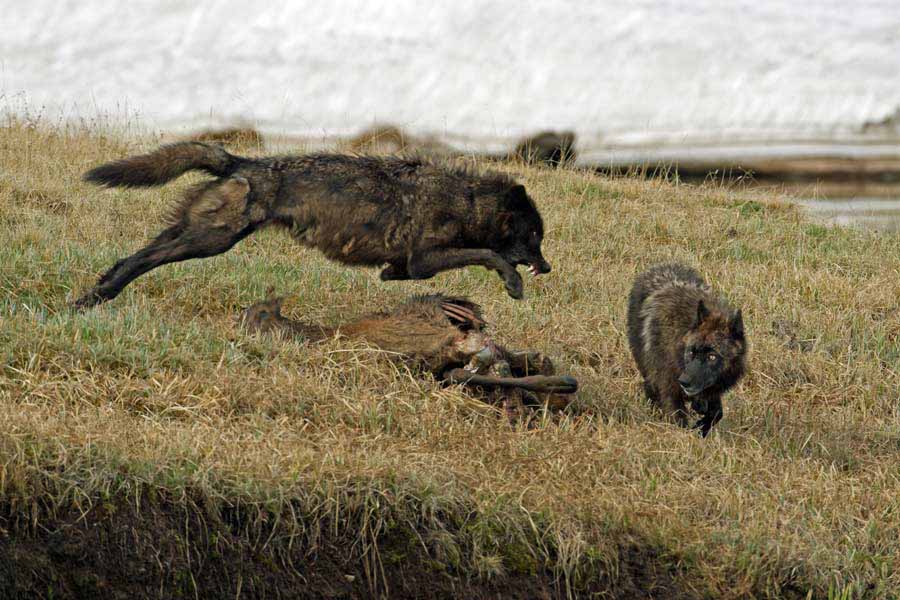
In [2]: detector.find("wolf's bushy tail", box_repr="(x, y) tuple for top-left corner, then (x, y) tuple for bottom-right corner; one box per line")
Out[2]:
(83, 142), (242, 188)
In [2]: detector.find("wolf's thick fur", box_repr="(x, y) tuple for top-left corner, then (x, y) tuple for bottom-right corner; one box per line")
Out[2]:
(83, 142), (239, 188)
(75, 143), (551, 308)
(627, 263), (747, 436)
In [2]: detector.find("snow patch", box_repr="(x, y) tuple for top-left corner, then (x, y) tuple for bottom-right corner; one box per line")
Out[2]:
(3, 0), (899, 151)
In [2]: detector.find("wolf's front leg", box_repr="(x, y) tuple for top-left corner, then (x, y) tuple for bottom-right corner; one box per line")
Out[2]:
(693, 395), (723, 437)
(643, 381), (660, 405)
(407, 249), (523, 299)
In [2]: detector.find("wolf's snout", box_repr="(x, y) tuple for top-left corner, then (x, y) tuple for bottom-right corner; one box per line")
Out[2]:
(527, 260), (551, 276)
(677, 375), (697, 395)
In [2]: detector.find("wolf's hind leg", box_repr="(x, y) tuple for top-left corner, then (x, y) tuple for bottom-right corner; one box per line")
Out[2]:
(74, 177), (256, 308)
(73, 225), (253, 308)
(379, 262), (409, 281)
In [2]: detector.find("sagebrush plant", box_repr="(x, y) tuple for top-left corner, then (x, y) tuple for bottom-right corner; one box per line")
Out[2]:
(1, 117), (899, 598)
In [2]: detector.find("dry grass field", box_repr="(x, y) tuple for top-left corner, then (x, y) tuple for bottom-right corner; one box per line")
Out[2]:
(2, 118), (899, 598)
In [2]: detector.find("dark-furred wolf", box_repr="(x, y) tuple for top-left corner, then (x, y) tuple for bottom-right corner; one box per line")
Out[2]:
(627, 263), (747, 436)
(74, 143), (551, 308)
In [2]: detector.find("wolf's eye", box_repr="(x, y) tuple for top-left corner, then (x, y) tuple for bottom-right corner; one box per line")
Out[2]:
(708, 353), (717, 362)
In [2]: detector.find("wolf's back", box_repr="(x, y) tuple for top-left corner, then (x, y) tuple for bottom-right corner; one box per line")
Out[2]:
(83, 142), (241, 188)
(627, 263), (707, 367)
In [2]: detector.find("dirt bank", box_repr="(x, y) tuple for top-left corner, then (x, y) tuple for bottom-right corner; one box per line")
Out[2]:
(0, 494), (696, 600)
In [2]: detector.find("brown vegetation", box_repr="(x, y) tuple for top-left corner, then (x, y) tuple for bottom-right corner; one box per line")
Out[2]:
(343, 124), (455, 157)
(190, 126), (264, 147)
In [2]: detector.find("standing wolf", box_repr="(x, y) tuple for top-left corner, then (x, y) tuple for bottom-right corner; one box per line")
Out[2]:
(74, 143), (551, 308)
(627, 263), (747, 436)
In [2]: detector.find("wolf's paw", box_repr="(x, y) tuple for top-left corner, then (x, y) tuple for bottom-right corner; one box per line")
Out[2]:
(693, 417), (713, 438)
(380, 264), (409, 281)
(71, 290), (102, 311)
(503, 271), (524, 299)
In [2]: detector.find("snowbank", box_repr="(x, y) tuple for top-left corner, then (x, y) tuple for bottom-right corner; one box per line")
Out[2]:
(3, 1), (899, 150)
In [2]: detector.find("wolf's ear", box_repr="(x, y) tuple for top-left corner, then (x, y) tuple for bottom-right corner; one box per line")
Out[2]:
(507, 184), (529, 207)
(729, 309), (744, 340)
(693, 300), (710, 328)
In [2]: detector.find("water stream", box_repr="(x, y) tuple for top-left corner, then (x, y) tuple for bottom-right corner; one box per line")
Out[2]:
(797, 196), (900, 232)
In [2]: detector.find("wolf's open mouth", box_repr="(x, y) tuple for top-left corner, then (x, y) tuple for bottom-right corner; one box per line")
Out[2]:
(527, 263), (543, 276)
(679, 383), (702, 397)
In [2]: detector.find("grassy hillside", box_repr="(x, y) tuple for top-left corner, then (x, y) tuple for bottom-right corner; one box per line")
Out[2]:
(1, 119), (899, 599)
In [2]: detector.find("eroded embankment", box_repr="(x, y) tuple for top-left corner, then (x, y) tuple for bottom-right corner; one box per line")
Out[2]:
(0, 486), (696, 600)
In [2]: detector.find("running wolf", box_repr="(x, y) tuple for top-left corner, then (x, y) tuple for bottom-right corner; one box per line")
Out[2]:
(74, 143), (551, 307)
(627, 263), (747, 436)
